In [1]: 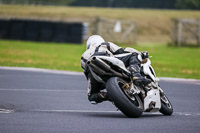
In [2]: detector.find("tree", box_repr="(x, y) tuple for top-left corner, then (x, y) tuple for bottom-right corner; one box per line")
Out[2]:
(176, 0), (200, 9)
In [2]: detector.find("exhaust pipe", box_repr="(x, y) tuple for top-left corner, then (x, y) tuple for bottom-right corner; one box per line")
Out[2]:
(88, 56), (130, 79)
(88, 63), (107, 76)
(110, 69), (129, 79)
(91, 57), (111, 72)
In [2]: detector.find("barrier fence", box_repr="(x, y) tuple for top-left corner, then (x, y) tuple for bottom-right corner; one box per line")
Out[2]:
(0, 19), (88, 44)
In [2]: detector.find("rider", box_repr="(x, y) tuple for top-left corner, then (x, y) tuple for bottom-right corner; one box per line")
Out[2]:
(81, 35), (151, 104)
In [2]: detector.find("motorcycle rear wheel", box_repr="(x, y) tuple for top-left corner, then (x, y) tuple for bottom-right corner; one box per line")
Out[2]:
(106, 77), (144, 118)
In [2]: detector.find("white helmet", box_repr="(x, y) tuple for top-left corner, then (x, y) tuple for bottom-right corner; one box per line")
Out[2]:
(86, 35), (105, 50)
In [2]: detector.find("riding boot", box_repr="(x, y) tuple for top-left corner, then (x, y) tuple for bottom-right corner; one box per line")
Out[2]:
(88, 92), (110, 104)
(129, 65), (151, 86)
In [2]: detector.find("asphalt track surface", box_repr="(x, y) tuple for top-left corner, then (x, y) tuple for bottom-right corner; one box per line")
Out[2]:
(0, 68), (200, 133)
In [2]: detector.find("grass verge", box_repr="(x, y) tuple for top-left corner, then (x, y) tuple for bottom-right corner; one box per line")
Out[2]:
(0, 40), (200, 79)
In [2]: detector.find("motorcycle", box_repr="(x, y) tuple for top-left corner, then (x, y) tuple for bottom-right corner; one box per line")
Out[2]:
(87, 53), (173, 118)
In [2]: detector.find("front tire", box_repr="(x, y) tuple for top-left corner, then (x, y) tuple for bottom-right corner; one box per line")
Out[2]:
(106, 77), (144, 118)
(159, 93), (173, 115)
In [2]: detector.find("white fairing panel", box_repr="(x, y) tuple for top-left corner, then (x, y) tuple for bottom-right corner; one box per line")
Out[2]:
(144, 89), (161, 112)
(142, 59), (157, 82)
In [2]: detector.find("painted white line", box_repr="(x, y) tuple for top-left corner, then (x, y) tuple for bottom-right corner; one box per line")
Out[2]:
(2, 108), (199, 116)
(150, 112), (161, 115)
(185, 114), (192, 116)
(0, 109), (14, 113)
(0, 66), (83, 76)
(33, 109), (120, 113)
(177, 112), (183, 115)
(0, 88), (85, 92)
(173, 112), (200, 116)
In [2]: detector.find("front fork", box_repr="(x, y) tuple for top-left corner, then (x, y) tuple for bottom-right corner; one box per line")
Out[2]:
(121, 77), (165, 101)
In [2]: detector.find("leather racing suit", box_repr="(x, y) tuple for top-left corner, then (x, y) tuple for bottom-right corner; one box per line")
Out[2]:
(81, 42), (150, 104)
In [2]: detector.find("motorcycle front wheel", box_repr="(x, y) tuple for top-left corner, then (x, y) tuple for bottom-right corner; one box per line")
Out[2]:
(106, 77), (144, 118)
(159, 92), (173, 115)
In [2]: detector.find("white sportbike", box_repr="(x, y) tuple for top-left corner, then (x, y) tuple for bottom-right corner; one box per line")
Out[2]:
(87, 54), (173, 118)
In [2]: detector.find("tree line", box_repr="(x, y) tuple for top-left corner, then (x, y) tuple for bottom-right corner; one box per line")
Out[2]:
(2, 0), (200, 10)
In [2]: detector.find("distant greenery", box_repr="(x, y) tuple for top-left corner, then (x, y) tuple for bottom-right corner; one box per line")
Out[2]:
(2, 0), (200, 9)
(176, 0), (200, 9)
(1, 5), (200, 43)
(3, 0), (75, 5)
(0, 40), (200, 79)
(69, 0), (176, 9)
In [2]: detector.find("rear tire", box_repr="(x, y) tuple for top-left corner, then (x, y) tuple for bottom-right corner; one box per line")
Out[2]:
(106, 77), (144, 118)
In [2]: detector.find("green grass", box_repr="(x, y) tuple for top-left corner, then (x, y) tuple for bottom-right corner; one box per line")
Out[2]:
(1, 4), (200, 42)
(0, 40), (200, 79)
(129, 43), (200, 79)
(0, 40), (85, 71)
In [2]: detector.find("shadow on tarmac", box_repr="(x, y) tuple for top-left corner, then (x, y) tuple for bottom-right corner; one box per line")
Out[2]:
(81, 112), (165, 119)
